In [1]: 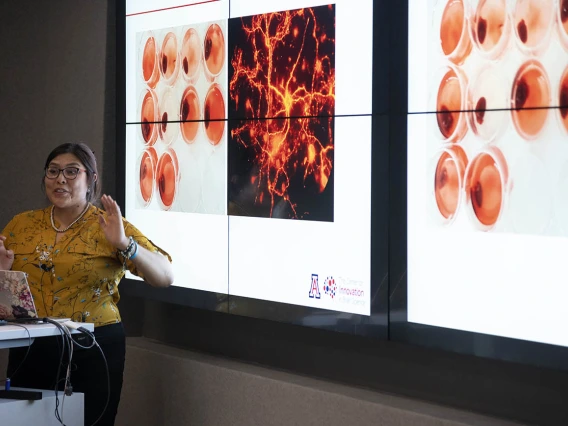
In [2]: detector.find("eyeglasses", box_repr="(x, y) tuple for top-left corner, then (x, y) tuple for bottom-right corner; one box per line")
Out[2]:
(44, 167), (86, 180)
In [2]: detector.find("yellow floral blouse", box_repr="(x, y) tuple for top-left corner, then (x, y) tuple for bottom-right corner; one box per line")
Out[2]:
(1, 204), (171, 327)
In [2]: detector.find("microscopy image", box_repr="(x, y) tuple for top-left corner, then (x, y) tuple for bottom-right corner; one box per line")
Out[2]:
(228, 117), (334, 221)
(228, 5), (335, 221)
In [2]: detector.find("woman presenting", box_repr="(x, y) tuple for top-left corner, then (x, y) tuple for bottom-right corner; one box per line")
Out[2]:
(0, 142), (173, 426)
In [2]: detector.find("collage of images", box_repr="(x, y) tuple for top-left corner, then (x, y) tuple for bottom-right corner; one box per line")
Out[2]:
(429, 0), (568, 235)
(134, 5), (336, 221)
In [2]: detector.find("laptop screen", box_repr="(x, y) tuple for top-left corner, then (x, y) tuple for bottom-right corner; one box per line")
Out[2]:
(0, 270), (38, 320)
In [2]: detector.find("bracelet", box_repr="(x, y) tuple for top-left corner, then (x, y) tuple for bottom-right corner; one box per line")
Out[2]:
(118, 236), (138, 260)
(129, 242), (139, 260)
(118, 236), (134, 258)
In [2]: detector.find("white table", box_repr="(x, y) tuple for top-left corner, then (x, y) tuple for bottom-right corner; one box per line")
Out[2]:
(0, 320), (95, 349)
(0, 320), (94, 424)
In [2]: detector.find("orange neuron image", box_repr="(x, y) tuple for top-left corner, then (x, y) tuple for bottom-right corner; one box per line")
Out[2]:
(228, 5), (335, 221)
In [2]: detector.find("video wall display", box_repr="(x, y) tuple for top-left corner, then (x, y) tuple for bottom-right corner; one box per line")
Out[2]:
(125, 0), (374, 315)
(407, 0), (568, 346)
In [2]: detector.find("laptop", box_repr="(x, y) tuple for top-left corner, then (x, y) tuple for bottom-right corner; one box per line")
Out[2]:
(0, 270), (39, 320)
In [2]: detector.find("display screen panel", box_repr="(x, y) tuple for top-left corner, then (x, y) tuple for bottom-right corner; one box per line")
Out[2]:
(407, 0), (568, 347)
(124, 0), (374, 316)
(125, 1), (230, 294)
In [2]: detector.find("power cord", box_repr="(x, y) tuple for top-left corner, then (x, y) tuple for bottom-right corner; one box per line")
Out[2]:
(41, 317), (73, 426)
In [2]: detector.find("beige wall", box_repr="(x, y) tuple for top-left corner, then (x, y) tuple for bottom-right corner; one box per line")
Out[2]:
(115, 338), (523, 426)
(0, 0), (113, 226)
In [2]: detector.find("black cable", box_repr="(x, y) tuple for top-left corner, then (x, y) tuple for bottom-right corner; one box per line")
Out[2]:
(1, 322), (32, 383)
(53, 324), (68, 424)
(48, 322), (110, 426)
(59, 326), (75, 425)
(41, 317), (72, 426)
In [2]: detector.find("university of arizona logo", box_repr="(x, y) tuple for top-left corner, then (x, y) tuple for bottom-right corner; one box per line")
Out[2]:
(308, 273), (321, 299)
(323, 276), (336, 299)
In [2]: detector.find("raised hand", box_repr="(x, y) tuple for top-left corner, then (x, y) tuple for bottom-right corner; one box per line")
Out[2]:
(0, 235), (14, 270)
(98, 195), (130, 250)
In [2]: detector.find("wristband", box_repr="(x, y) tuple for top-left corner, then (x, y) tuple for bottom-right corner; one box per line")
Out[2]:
(118, 236), (137, 260)
(129, 242), (139, 260)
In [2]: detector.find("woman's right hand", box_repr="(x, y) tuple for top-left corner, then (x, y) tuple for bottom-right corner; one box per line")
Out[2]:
(0, 235), (14, 270)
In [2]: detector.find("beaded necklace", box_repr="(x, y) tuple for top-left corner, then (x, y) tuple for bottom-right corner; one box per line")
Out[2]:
(50, 203), (90, 233)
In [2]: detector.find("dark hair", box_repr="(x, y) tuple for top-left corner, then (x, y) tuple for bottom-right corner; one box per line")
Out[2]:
(41, 142), (101, 203)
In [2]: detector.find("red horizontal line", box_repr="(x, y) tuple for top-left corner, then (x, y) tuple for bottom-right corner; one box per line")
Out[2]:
(126, 0), (220, 17)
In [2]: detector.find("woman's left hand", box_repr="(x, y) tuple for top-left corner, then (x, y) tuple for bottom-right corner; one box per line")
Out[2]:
(99, 194), (129, 250)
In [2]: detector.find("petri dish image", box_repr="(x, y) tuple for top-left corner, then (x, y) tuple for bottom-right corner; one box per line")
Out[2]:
(140, 31), (160, 89)
(432, 144), (469, 225)
(508, 154), (552, 235)
(203, 83), (226, 146)
(203, 23), (225, 82)
(464, 146), (509, 231)
(558, 65), (568, 134)
(180, 85), (201, 144)
(139, 89), (158, 146)
(434, 65), (468, 142)
(557, 0), (568, 51)
(435, 0), (472, 65)
(160, 31), (180, 86)
(510, 59), (551, 140)
(181, 27), (202, 84)
(512, 0), (554, 56)
(158, 87), (180, 146)
(466, 64), (509, 142)
(469, 0), (511, 60)
(137, 147), (158, 207)
(156, 148), (180, 211)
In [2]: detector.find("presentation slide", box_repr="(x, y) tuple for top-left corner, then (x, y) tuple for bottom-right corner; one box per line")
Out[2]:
(124, 0), (373, 316)
(407, 0), (568, 346)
